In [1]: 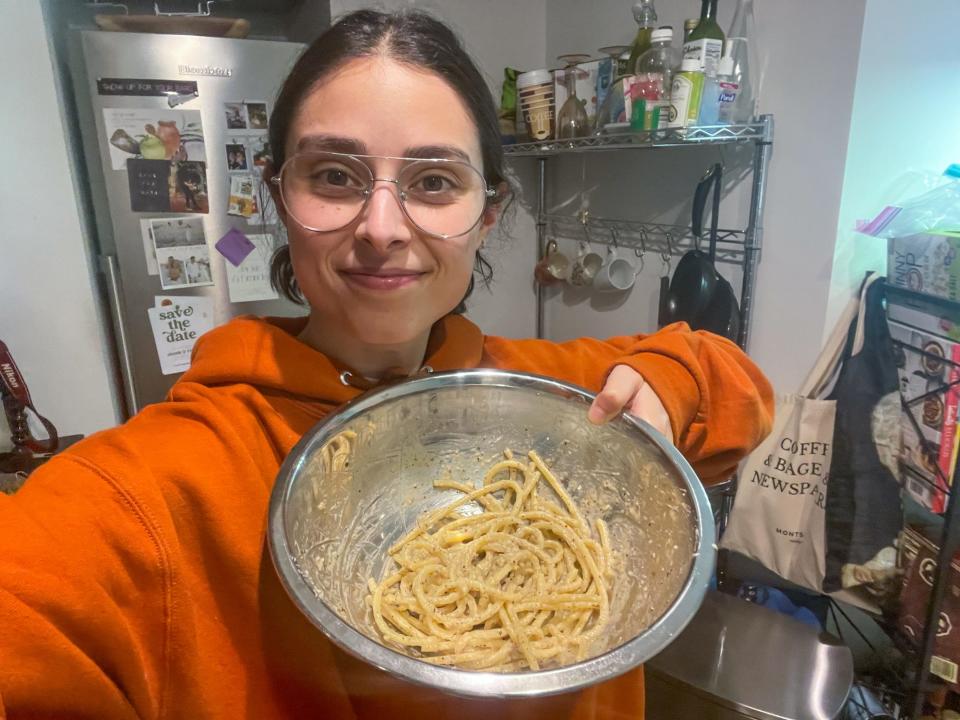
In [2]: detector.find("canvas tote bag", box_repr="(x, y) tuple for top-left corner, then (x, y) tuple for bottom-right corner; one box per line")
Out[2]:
(719, 276), (879, 592)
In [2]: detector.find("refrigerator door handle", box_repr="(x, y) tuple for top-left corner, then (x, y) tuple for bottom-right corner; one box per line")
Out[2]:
(102, 254), (140, 417)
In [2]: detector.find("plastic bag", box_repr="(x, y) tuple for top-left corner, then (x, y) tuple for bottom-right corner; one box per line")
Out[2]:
(859, 164), (960, 238)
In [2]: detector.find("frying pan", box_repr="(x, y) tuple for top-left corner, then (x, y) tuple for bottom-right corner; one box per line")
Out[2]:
(659, 164), (722, 325)
(697, 167), (741, 341)
(658, 164), (741, 342)
(660, 167), (720, 323)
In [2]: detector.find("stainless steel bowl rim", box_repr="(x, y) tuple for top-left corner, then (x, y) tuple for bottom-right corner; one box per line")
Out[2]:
(268, 368), (716, 698)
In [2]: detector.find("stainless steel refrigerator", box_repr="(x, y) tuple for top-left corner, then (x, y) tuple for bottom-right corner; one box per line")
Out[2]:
(69, 30), (306, 415)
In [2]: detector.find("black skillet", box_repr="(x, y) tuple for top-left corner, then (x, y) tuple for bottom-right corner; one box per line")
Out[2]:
(692, 166), (741, 342)
(659, 164), (723, 326)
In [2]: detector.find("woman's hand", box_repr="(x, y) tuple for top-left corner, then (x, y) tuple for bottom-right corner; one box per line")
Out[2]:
(588, 365), (674, 443)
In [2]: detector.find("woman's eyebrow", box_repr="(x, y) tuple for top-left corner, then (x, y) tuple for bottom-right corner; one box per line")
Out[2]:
(295, 136), (472, 163)
(296, 134), (368, 154)
(402, 145), (472, 163)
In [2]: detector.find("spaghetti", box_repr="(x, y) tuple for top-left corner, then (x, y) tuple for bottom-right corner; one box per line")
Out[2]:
(367, 450), (613, 672)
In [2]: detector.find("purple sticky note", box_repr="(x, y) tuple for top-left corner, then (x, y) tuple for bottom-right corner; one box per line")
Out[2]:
(215, 228), (256, 267)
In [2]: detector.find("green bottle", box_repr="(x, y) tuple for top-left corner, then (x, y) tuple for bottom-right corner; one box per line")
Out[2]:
(683, 0), (725, 77)
(626, 0), (658, 76)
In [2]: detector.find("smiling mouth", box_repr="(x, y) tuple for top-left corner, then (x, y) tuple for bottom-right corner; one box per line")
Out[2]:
(340, 268), (427, 290)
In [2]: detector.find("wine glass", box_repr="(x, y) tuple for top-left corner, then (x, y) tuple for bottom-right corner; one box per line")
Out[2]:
(598, 45), (631, 79)
(555, 53), (592, 140)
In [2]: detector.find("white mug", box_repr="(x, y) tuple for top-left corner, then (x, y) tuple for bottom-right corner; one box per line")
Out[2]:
(593, 248), (636, 293)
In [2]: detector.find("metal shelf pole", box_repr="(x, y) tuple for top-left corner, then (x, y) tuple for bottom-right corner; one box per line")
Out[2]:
(738, 114), (774, 350)
(535, 157), (547, 339)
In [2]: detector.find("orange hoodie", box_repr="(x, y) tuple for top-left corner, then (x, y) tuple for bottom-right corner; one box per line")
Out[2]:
(0, 315), (772, 719)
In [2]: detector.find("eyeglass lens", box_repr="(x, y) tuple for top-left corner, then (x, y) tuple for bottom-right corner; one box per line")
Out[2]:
(279, 152), (488, 238)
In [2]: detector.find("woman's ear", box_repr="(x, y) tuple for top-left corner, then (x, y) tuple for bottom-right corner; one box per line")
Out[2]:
(262, 161), (288, 224)
(478, 181), (508, 240)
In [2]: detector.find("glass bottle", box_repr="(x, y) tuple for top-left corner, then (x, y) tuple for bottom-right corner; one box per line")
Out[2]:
(556, 54), (591, 139)
(683, 0), (724, 77)
(727, 0), (758, 121)
(683, 18), (699, 43)
(626, 0), (658, 75)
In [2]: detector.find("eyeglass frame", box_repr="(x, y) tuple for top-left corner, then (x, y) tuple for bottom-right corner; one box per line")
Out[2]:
(268, 150), (499, 239)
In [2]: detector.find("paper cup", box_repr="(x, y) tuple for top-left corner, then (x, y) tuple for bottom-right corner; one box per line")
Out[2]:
(518, 69), (556, 141)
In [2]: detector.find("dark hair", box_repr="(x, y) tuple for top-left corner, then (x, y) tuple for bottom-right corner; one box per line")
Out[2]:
(266, 9), (510, 313)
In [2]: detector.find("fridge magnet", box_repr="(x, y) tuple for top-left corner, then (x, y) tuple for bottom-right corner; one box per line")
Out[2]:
(215, 227), (256, 267)
(226, 143), (248, 171)
(245, 101), (269, 130)
(139, 218), (161, 275)
(224, 102), (247, 130)
(150, 217), (214, 290)
(127, 159), (209, 214)
(170, 161), (210, 213)
(227, 174), (258, 218)
(103, 108), (205, 171)
(225, 233), (278, 303)
(154, 295), (202, 309)
(146, 296), (214, 375)
(250, 136), (272, 167)
(97, 78), (199, 108)
(127, 159), (172, 213)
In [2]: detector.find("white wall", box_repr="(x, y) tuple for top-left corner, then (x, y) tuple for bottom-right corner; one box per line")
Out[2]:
(0, 1), (120, 450)
(330, 0), (548, 339)
(826, 0), (960, 336)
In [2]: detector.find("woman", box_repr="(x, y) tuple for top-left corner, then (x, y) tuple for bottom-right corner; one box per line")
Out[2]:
(0, 10), (772, 719)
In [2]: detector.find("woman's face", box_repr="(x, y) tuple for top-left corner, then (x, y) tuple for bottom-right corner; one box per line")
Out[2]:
(276, 56), (495, 347)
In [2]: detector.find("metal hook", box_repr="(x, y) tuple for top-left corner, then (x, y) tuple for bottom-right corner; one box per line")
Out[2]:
(635, 229), (646, 259)
(609, 228), (620, 248)
(660, 251), (672, 276)
(581, 215), (593, 247)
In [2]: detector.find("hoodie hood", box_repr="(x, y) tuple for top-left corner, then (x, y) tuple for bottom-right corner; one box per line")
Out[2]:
(179, 314), (486, 406)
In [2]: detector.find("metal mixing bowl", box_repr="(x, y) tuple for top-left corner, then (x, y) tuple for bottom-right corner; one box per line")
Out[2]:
(268, 369), (715, 698)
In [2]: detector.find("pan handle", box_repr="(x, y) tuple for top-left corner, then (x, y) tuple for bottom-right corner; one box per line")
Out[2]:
(708, 163), (722, 261)
(691, 167), (714, 244)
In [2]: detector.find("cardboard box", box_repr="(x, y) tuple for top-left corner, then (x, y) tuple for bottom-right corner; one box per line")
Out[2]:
(887, 287), (960, 342)
(888, 231), (960, 303)
(889, 320), (960, 511)
(898, 526), (960, 688)
(553, 58), (612, 131)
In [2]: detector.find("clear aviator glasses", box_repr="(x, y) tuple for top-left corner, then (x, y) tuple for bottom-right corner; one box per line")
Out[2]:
(270, 151), (497, 239)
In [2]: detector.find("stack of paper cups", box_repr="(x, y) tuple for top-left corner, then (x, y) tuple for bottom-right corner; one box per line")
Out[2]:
(517, 69), (555, 141)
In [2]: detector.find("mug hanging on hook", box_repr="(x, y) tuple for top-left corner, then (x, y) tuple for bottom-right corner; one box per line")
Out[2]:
(571, 233), (603, 287)
(534, 238), (571, 286)
(594, 230), (637, 293)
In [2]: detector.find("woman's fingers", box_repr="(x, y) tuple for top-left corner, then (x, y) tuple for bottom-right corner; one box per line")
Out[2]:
(588, 365), (674, 444)
(588, 365), (644, 425)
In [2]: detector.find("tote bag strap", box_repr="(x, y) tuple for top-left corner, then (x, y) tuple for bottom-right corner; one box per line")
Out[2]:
(801, 273), (883, 399)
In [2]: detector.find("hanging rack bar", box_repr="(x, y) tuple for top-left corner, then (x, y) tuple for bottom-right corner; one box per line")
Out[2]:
(544, 213), (747, 264)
